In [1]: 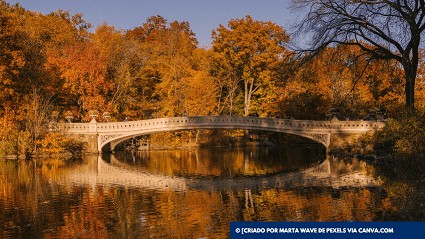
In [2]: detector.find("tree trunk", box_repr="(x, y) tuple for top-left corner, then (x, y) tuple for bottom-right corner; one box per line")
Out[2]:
(403, 63), (417, 111)
(244, 79), (260, 116)
(195, 130), (200, 144)
(244, 81), (250, 116)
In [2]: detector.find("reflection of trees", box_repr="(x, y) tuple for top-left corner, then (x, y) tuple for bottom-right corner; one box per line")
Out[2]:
(97, 187), (393, 237)
(235, 188), (377, 222)
(105, 189), (234, 238)
(1, 155), (425, 238)
(58, 190), (109, 238)
(114, 145), (325, 178)
(379, 182), (425, 221)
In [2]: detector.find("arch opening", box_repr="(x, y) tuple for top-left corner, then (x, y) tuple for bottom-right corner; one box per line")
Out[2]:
(100, 128), (329, 153)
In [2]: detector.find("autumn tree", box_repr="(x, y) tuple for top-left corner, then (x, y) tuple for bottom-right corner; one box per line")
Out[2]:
(126, 16), (203, 117)
(0, 1), (26, 109)
(211, 16), (291, 116)
(20, 89), (53, 153)
(24, 9), (91, 98)
(92, 24), (144, 120)
(284, 44), (405, 119)
(210, 50), (241, 116)
(0, 3), (92, 119)
(293, 0), (425, 110)
(0, 1), (53, 109)
(415, 50), (425, 110)
(0, 2), (93, 153)
(182, 49), (218, 115)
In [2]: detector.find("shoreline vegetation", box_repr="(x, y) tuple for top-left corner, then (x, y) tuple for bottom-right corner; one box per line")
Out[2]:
(331, 111), (425, 182)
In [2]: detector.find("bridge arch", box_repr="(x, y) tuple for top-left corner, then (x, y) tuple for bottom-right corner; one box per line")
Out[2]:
(95, 116), (336, 152)
(100, 125), (330, 152)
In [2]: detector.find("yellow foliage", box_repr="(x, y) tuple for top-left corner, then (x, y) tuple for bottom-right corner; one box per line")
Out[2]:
(150, 132), (182, 149)
(39, 132), (83, 155)
(183, 71), (218, 115)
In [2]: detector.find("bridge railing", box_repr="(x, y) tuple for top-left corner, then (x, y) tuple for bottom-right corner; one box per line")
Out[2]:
(57, 116), (385, 134)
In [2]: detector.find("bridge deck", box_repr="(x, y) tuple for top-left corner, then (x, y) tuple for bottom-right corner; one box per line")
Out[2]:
(60, 116), (384, 133)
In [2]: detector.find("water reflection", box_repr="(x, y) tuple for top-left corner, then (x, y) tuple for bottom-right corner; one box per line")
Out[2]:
(111, 145), (326, 178)
(0, 146), (422, 239)
(99, 149), (381, 191)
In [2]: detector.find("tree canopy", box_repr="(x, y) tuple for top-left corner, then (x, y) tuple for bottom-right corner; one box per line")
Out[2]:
(1, 0), (424, 154)
(293, 0), (425, 110)
(211, 16), (291, 116)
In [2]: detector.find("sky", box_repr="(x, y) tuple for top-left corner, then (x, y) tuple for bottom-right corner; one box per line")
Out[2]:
(6, 0), (299, 48)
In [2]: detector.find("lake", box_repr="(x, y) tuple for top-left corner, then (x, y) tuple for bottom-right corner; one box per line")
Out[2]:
(1, 144), (424, 238)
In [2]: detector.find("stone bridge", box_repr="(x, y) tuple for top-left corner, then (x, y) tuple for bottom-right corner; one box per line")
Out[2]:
(58, 116), (386, 153)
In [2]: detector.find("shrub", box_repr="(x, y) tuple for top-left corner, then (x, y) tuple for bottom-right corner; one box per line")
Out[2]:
(0, 113), (20, 157)
(373, 111), (425, 157)
(39, 132), (84, 155)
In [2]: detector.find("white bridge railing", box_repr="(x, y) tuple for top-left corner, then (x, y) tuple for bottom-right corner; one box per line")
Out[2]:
(59, 116), (385, 133)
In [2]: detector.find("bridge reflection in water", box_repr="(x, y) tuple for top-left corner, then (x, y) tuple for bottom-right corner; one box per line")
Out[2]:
(62, 153), (381, 192)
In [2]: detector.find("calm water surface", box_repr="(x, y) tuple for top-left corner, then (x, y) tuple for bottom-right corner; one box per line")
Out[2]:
(1, 145), (424, 238)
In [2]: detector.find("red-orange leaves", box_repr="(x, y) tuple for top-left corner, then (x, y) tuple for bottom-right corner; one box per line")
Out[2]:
(49, 42), (112, 111)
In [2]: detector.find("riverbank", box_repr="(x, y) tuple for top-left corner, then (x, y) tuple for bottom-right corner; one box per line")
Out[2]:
(327, 111), (425, 182)
(1, 151), (76, 160)
(329, 146), (425, 184)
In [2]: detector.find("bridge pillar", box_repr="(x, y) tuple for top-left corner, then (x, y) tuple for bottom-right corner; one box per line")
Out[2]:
(329, 133), (365, 149)
(84, 120), (98, 154)
(327, 119), (385, 149)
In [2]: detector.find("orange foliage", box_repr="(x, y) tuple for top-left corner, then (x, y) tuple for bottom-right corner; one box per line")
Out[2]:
(48, 42), (112, 114)
(282, 45), (405, 119)
(211, 15), (291, 116)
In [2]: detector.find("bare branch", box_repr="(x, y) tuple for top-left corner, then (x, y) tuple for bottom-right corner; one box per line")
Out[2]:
(293, 0), (425, 109)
